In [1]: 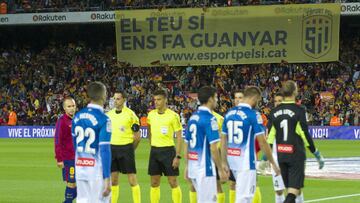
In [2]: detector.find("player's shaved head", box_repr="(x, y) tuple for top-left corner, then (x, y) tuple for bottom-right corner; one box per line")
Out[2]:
(281, 80), (298, 97)
(87, 81), (107, 104)
(244, 86), (261, 98)
(243, 86), (262, 108)
(63, 97), (76, 117)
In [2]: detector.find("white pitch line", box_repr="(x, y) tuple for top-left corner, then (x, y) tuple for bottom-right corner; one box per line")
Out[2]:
(304, 193), (360, 202)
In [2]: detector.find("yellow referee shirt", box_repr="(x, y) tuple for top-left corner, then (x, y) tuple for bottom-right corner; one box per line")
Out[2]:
(107, 106), (140, 145)
(212, 111), (224, 130)
(147, 109), (182, 147)
(212, 111), (224, 148)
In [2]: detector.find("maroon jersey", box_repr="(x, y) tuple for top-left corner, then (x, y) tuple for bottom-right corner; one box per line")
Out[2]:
(54, 114), (75, 162)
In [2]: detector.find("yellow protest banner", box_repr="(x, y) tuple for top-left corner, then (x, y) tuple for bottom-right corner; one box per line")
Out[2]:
(115, 4), (340, 66)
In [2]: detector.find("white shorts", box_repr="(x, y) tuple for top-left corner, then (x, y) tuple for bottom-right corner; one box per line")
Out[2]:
(272, 169), (285, 191)
(191, 175), (217, 203)
(77, 179), (111, 203)
(234, 170), (256, 203)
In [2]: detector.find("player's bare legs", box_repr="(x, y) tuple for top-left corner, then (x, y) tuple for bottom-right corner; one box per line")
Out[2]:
(230, 181), (236, 190)
(128, 174), (138, 186)
(151, 175), (161, 187)
(168, 176), (182, 203)
(126, 174), (141, 203)
(112, 172), (119, 186)
(111, 171), (141, 202)
(167, 176), (178, 188)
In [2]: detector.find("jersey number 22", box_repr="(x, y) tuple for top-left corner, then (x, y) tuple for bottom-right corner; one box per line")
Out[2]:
(74, 126), (96, 154)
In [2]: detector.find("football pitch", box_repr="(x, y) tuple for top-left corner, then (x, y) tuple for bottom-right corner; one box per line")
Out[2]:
(0, 139), (360, 203)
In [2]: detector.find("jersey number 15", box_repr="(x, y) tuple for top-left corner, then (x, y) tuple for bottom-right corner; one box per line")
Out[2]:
(227, 121), (244, 144)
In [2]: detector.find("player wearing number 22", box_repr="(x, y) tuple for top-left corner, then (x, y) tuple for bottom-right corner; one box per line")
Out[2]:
(72, 82), (112, 203)
(221, 86), (280, 203)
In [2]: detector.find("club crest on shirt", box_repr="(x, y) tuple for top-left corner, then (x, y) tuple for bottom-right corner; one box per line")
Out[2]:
(211, 118), (218, 131)
(106, 119), (112, 133)
(256, 112), (263, 125)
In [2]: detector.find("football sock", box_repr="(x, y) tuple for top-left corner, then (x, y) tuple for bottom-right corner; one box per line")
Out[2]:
(111, 186), (119, 203)
(150, 187), (160, 203)
(275, 193), (285, 203)
(172, 186), (182, 203)
(252, 187), (261, 203)
(229, 189), (236, 203)
(217, 192), (225, 203)
(189, 191), (197, 203)
(131, 185), (141, 203)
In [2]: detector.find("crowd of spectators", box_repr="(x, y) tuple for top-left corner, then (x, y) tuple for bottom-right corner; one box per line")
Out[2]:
(0, 0), (354, 14)
(0, 33), (359, 126)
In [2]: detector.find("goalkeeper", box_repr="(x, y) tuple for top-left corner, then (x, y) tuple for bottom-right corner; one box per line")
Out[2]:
(267, 81), (324, 203)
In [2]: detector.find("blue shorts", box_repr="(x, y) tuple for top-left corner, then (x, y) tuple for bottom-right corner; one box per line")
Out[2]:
(62, 160), (76, 183)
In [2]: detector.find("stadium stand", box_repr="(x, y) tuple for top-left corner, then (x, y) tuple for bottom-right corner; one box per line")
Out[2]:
(0, 31), (358, 126)
(0, 1), (359, 126)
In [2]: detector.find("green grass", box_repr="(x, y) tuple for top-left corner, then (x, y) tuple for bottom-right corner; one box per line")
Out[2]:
(0, 139), (359, 203)
(306, 140), (360, 158)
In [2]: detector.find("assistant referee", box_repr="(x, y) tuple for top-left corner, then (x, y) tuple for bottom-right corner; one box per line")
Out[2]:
(107, 90), (141, 203)
(147, 89), (183, 203)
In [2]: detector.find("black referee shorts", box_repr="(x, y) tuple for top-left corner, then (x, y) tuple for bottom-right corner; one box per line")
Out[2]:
(148, 146), (179, 176)
(279, 160), (305, 189)
(111, 144), (137, 174)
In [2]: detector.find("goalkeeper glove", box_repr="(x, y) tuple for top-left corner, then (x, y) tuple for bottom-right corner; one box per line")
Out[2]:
(313, 149), (325, 169)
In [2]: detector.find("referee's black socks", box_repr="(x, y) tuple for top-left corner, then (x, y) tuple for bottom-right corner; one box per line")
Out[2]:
(284, 193), (296, 203)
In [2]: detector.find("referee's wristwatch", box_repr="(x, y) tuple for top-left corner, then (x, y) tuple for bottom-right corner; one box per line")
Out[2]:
(176, 155), (182, 159)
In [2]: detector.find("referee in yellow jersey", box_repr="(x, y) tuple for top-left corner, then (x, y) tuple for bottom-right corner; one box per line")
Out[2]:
(107, 90), (141, 203)
(147, 89), (182, 203)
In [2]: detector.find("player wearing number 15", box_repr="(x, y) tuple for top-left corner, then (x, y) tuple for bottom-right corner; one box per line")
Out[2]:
(221, 86), (280, 203)
(72, 81), (112, 203)
(267, 81), (324, 203)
